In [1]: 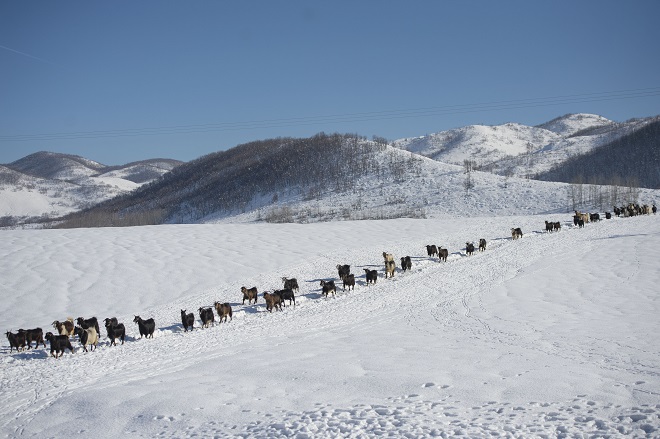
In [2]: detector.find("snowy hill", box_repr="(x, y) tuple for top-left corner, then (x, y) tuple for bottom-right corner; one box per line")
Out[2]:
(4, 113), (659, 226)
(59, 132), (660, 228)
(538, 119), (660, 189)
(100, 158), (183, 184)
(537, 113), (615, 136)
(1, 211), (659, 437)
(47, 134), (595, 227)
(0, 152), (182, 224)
(7, 151), (107, 180)
(394, 113), (660, 179)
(393, 122), (559, 166)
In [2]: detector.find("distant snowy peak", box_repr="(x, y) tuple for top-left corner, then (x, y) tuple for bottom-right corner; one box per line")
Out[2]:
(1, 153), (183, 221)
(393, 122), (558, 164)
(5, 152), (182, 183)
(536, 113), (614, 137)
(102, 159), (183, 183)
(393, 113), (660, 178)
(7, 151), (107, 180)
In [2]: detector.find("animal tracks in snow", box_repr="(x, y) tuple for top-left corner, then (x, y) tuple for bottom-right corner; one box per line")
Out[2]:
(142, 393), (660, 438)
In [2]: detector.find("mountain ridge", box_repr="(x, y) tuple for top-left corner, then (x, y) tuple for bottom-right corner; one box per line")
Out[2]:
(0, 152), (182, 223)
(2, 113), (659, 226)
(394, 113), (659, 179)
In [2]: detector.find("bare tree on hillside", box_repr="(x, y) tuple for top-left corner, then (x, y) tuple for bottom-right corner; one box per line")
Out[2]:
(463, 159), (476, 196)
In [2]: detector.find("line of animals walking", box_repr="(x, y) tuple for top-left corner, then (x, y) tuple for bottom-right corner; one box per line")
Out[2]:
(5, 202), (656, 359)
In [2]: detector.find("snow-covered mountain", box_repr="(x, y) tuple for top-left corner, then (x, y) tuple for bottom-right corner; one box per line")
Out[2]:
(0, 152), (182, 224)
(393, 113), (659, 178)
(2, 113), (659, 227)
(7, 151), (108, 180)
(393, 122), (558, 167)
(537, 113), (614, 136)
(55, 131), (659, 228)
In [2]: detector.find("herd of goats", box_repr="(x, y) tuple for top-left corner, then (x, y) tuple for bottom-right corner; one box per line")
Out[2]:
(4, 203), (656, 359)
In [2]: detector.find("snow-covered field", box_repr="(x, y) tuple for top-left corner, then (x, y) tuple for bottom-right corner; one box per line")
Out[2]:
(1, 213), (659, 438)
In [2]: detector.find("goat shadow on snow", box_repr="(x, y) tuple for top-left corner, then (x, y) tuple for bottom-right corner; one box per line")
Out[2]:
(2, 347), (50, 360)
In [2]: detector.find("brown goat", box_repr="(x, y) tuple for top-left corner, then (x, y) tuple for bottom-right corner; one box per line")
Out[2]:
(214, 302), (233, 323)
(263, 292), (282, 312)
(52, 318), (75, 338)
(241, 286), (258, 305)
(574, 210), (590, 223)
(385, 260), (396, 278)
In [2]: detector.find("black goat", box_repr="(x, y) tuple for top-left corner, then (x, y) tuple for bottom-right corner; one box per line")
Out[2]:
(426, 245), (438, 258)
(181, 309), (195, 332)
(342, 273), (356, 291)
(336, 264), (351, 281)
(105, 322), (126, 346)
(44, 331), (74, 358)
(198, 307), (215, 328)
(133, 316), (155, 339)
(400, 256), (412, 271)
(479, 238), (487, 252)
(273, 289), (296, 307)
(18, 328), (45, 349)
(545, 220), (554, 233)
(320, 280), (336, 297)
(5, 330), (26, 353)
(282, 277), (299, 293)
(438, 247), (448, 262)
(363, 269), (378, 285)
(103, 317), (118, 328)
(465, 242), (475, 256)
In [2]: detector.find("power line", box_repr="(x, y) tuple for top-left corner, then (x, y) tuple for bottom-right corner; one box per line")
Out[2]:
(2, 87), (659, 142)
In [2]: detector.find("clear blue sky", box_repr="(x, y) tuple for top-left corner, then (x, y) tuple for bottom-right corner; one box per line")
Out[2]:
(1, 1), (659, 165)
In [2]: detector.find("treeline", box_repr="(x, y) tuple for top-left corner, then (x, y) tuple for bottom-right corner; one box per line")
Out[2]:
(55, 133), (421, 228)
(537, 120), (660, 189)
(564, 182), (642, 212)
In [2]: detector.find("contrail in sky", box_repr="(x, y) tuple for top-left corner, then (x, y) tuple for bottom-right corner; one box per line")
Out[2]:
(0, 44), (56, 65)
